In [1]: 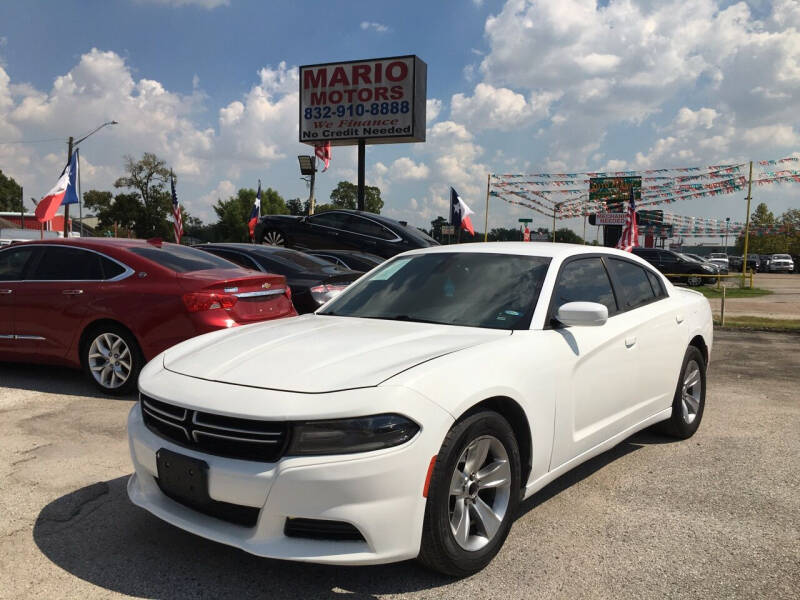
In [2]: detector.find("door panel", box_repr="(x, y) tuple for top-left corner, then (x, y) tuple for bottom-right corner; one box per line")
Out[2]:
(0, 245), (40, 358)
(548, 311), (641, 468)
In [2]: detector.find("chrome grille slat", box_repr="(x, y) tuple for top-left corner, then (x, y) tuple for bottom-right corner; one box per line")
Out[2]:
(141, 406), (190, 441)
(192, 430), (281, 444)
(139, 394), (288, 462)
(143, 398), (187, 421)
(191, 413), (283, 436)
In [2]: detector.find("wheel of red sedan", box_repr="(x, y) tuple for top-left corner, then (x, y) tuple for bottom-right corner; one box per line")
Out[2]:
(82, 325), (142, 395)
(418, 411), (520, 577)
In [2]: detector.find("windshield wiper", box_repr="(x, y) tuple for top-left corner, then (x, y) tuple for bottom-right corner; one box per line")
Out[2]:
(390, 315), (447, 325)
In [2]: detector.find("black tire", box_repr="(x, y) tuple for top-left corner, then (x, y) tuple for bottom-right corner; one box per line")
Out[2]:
(418, 411), (521, 577)
(686, 274), (703, 287)
(259, 228), (288, 247)
(81, 323), (143, 396)
(656, 346), (706, 438)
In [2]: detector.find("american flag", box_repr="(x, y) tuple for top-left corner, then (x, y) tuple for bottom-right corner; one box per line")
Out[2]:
(171, 171), (183, 244)
(616, 185), (638, 252)
(314, 141), (331, 172)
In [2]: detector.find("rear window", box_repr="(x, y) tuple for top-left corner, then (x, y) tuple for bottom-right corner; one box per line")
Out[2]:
(129, 244), (239, 273)
(608, 259), (657, 310)
(257, 248), (346, 271)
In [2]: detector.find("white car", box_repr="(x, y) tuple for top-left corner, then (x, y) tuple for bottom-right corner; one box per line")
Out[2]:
(768, 254), (795, 273)
(127, 243), (713, 576)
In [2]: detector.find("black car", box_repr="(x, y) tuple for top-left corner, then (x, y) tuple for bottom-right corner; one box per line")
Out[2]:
(631, 247), (717, 286)
(307, 249), (385, 272)
(254, 209), (439, 258)
(195, 244), (361, 314)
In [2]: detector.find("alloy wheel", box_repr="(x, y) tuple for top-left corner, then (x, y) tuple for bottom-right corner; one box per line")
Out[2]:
(262, 230), (285, 246)
(448, 435), (512, 551)
(681, 359), (702, 424)
(88, 333), (132, 390)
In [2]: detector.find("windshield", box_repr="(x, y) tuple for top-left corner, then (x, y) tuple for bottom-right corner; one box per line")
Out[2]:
(319, 252), (551, 330)
(129, 244), (239, 273)
(773, 254), (791, 259)
(678, 253), (700, 263)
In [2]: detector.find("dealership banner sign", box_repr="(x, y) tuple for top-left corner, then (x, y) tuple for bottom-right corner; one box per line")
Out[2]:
(594, 212), (627, 226)
(299, 55), (427, 146)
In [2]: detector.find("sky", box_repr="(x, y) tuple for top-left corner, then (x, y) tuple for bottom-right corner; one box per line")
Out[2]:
(0, 0), (799, 243)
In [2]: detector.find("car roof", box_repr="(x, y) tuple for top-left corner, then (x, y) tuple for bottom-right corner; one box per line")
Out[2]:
(4, 238), (174, 250)
(402, 241), (654, 261)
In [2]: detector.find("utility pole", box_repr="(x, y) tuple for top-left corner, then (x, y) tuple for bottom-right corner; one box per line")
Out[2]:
(552, 207), (556, 242)
(741, 161), (754, 283)
(64, 136), (73, 238)
(20, 186), (24, 229)
(309, 156), (317, 215)
(484, 173), (490, 242)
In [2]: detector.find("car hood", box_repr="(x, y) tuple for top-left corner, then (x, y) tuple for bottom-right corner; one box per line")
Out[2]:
(162, 314), (509, 392)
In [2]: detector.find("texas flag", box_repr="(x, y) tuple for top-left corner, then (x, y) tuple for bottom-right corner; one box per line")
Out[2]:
(450, 187), (475, 236)
(35, 150), (79, 223)
(248, 180), (261, 241)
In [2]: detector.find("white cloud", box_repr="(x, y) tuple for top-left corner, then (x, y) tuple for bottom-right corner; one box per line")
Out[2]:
(390, 157), (430, 180)
(451, 83), (559, 131)
(426, 98), (442, 123)
(360, 21), (389, 33)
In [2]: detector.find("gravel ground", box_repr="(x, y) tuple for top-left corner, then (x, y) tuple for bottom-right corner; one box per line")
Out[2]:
(1, 329), (798, 599)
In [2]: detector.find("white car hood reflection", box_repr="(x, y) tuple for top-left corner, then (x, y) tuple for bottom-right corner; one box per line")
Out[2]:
(163, 314), (510, 393)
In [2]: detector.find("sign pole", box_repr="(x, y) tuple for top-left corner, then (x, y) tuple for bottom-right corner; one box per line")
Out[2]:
(741, 160), (754, 285)
(484, 173), (490, 242)
(552, 207), (556, 242)
(357, 139), (366, 212)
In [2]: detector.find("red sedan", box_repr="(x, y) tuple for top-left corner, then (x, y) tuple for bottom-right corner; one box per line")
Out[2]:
(0, 238), (296, 394)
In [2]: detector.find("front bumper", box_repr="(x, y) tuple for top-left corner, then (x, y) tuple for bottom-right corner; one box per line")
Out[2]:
(127, 376), (453, 565)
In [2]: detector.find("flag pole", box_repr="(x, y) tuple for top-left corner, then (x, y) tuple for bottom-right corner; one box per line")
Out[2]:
(64, 136), (72, 238)
(484, 173), (490, 242)
(77, 149), (83, 238)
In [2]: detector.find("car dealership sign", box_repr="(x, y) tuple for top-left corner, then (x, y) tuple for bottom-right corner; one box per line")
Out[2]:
(594, 212), (627, 226)
(299, 55), (427, 146)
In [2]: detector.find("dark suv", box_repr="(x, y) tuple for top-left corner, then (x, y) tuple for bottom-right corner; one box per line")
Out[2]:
(254, 209), (439, 259)
(631, 247), (717, 286)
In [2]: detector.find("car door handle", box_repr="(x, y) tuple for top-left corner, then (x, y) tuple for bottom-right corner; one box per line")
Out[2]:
(0, 289), (12, 295)
(676, 314), (685, 324)
(625, 336), (637, 348)
(62, 289), (84, 295)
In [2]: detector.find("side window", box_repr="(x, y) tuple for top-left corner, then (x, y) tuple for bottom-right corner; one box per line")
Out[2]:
(646, 270), (666, 298)
(99, 256), (126, 280)
(659, 251), (678, 265)
(0, 247), (38, 281)
(31, 247), (104, 281)
(345, 216), (397, 240)
(552, 258), (617, 314)
(608, 259), (656, 310)
(309, 212), (351, 230)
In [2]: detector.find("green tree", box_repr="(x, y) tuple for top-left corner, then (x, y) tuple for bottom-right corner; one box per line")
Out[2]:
(329, 181), (384, 214)
(113, 153), (173, 238)
(750, 203), (775, 227)
(429, 216), (448, 241)
(286, 197), (308, 216)
(0, 169), (23, 211)
(82, 189), (143, 236)
(261, 187), (289, 216)
(554, 228), (584, 244)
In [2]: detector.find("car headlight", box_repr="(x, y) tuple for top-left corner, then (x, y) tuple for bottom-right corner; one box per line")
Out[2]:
(702, 265), (715, 272)
(286, 414), (420, 455)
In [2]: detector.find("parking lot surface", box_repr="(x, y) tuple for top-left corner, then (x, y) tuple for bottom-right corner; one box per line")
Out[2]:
(1, 329), (798, 599)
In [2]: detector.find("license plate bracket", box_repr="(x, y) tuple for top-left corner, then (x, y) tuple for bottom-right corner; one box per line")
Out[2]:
(156, 448), (211, 507)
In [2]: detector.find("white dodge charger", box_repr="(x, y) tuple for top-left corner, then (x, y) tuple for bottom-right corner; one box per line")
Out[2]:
(127, 243), (713, 576)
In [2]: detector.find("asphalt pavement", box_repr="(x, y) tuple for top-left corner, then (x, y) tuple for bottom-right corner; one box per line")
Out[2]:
(0, 329), (798, 599)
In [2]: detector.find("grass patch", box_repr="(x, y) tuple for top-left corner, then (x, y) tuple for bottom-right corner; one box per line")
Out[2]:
(714, 316), (800, 331)
(697, 286), (772, 299)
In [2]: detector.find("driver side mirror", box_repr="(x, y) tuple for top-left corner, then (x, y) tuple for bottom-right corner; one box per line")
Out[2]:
(555, 302), (608, 327)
